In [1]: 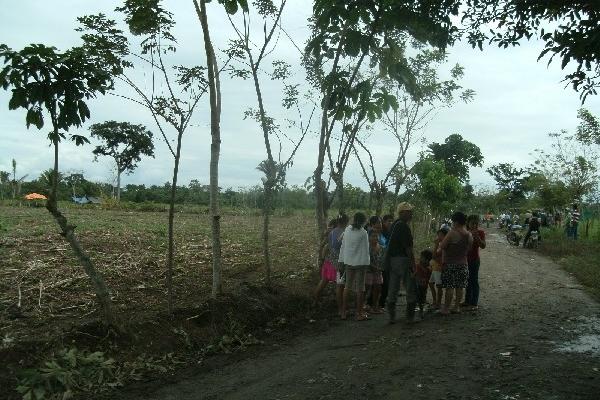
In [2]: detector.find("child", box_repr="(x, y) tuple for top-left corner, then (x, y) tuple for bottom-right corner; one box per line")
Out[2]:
(365, 230), (385, 314)
(429, 227), (448, 310)
(313, 218), (338, 302)
(414, 249), (433, 318)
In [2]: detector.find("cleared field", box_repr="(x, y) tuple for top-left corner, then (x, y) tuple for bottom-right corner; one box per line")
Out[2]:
(0, 206), (317, 336)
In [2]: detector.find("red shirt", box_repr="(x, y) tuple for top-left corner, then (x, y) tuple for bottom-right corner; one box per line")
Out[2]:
(467, 229), (485, 262)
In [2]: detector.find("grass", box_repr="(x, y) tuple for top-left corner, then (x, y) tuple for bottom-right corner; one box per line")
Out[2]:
(0, 204), (326, 399)
(538, 221), (600, 299)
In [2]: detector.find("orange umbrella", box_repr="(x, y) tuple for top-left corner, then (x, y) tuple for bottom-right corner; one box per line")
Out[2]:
(24, 193), (47, 200)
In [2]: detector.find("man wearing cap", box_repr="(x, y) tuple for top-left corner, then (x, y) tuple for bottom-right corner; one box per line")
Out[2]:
(384, 202), (417, 323)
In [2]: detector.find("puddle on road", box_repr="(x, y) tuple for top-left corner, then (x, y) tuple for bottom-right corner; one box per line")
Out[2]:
(555, 316), (600, 356)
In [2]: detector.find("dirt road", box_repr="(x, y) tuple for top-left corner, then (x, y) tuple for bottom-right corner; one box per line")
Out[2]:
(123, 230), (600, 400)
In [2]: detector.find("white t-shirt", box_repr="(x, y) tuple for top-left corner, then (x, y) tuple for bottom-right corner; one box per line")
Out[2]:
(338, 226), (370, 267)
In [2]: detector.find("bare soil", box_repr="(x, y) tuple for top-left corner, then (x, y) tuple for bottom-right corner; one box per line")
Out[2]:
(117, 230), (600, 400)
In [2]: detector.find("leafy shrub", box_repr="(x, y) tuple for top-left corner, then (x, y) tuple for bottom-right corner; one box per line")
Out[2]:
(16, 348), (118, 400)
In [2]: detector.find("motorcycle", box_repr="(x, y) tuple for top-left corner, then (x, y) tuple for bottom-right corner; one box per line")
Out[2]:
(506, 224), (523, 246)
(524, 230), (540, 249)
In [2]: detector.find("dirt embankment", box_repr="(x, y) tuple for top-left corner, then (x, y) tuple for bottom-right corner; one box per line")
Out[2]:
(118, 230), (600, 400)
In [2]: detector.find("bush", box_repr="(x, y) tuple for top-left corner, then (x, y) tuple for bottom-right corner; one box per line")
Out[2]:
(539, 225), (600, 298)
(16, 348), (118, 400)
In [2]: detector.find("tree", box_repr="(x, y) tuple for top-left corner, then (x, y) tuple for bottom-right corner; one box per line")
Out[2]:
(532, 130), (598, 202)
(463, 1), (600, 102)
(306, 0), (462, 262)
(78, 2), (208, 311)
(38, 169), (65, 194)
(411, 158), (462, 217)
(193, 0), (249, 298)
(0, 43), (117, 327)
(10, 159), (28, 200)
(576, 108), (600, 146)
(0, 170), (9, 200)
(487, 163), (529, 206)
(353, 47), (475, 215)
(226, 0), (311, 287)
(89, 121), (154, 201)
(427, 133), (483, 183)
(64, 172), (86, 197)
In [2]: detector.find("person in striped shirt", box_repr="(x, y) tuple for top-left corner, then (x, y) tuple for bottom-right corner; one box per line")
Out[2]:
(568, 204), (581, 240)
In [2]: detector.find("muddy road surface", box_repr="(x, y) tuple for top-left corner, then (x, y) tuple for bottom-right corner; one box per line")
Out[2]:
(122, 231), (600, 400)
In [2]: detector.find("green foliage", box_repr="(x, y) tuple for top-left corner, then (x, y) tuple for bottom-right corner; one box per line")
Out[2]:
(427, 133), (483, 183)
(16, 348), (118, 400)
(463, 0), (600, 102)
(306, 0), (461, 118)
(576, 108), (600, 146)
(486, 163), (528, 205)
(411, 158), (462, 214)
(532, 128), (598, 202)
(0, 44), (112, 134)
(116, 0), (176, 52)
(89, 121), (155, 175)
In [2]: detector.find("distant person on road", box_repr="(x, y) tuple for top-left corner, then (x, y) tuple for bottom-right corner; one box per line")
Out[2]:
(313, 218), (338, 303)
(464, 214), (486, 311)
(414, 249), (433, 319)
(522, 215), (541, 247)
(567, 204), (581, 240)
(437, 211), (473, 315)
(429, 227), (449, 310)
(338, 212), (370, 321)
(384, 202), (418, 324)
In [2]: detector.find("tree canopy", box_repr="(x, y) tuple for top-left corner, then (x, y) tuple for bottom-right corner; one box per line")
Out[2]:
(463, 0), (600, 102)
(90, 121), (155, 176)
(427, 133), (483, 183)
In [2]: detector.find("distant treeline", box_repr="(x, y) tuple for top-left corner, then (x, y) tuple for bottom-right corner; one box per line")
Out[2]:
(1, 175), (400, 211)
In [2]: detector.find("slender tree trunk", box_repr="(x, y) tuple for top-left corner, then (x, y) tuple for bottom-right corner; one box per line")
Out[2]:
(250, 66), (275, 288)
(375, 190), (384, 217)
(335, 175), (345, 214)
(166, 130), (184, 314)
(196, 0), (222, 298)
(116, 170), (121, 202)
(46, 136), (117, 328)
(262, 186), (272, 287)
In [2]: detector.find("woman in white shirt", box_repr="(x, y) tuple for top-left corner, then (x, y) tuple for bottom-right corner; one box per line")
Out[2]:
(338, 212), (370, 321)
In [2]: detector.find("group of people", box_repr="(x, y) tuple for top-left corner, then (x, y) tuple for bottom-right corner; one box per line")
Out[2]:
(499, 203), (582, 242)
(314, 203), (486, 323)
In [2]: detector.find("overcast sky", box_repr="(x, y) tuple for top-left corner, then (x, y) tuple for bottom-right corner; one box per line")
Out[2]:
(1, 1), (598, 193)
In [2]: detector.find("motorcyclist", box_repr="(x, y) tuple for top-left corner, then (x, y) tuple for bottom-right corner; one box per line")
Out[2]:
(522, 215), (541, 247)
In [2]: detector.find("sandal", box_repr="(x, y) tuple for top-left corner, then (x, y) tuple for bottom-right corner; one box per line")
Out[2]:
(356, 313), (371, 321)
(370, 308), (385, 314)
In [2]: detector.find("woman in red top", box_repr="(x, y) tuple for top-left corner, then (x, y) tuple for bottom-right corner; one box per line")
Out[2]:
(464, 214), (486, 310)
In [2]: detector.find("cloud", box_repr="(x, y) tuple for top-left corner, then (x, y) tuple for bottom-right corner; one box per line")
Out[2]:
(1, 1), (599, 194)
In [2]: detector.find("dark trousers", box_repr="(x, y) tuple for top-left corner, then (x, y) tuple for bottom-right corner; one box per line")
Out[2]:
(379, 268), (389, 308)
(523, 229), (541, 246)
(465, 259), (480, 306)
(416, 282), (427, 308)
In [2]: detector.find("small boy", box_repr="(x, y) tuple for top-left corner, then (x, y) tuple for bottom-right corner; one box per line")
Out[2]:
(429, 227), (449, 309)
(414, 249), (433, 319)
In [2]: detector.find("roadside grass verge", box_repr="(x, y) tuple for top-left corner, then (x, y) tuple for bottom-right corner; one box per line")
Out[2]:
(539, 225), (600, 299)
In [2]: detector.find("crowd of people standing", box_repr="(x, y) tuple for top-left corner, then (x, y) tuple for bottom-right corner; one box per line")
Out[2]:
(314, 203), (486, 323)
